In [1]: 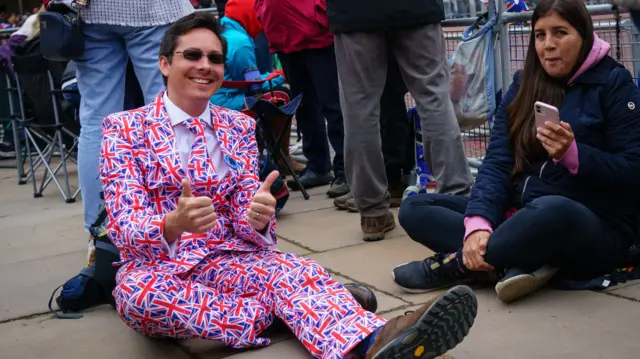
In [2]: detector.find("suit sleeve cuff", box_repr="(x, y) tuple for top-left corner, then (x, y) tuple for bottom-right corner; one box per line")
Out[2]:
(553, 140), (579, 175)
(464, 216), (493, 241)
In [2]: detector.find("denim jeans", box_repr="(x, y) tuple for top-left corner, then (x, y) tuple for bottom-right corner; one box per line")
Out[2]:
(75, 23), (168, 230)
(398, 193), (631, 278)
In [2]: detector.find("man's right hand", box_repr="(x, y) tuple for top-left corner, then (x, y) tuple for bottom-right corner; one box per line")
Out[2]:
(164, 179), (217, 243)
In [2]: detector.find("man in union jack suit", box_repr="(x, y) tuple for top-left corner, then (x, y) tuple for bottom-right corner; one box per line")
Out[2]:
(99, 12), (478, 359)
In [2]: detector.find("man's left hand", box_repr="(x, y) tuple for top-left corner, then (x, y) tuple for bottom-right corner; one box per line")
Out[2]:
(248, 171), (279, 231)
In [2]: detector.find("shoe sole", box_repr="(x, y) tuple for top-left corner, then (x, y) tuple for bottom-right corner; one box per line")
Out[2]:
(494, 266), (558, 303)
(362, 220), (395, 242)
(390, 264), (474, 294)
(371, 285), (478, 359)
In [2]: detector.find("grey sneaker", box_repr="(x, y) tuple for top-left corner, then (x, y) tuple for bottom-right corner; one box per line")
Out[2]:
(495, 265), (558, 303)
(334, 192), (353, 210)
(286, 170), (332, 190)
(327, 177), (350, 198)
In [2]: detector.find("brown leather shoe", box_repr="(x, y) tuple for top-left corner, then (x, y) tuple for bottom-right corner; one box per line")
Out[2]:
(361, 211), (395, 242)
(365, 285), (477, 359)
(343, 283), (378, 313)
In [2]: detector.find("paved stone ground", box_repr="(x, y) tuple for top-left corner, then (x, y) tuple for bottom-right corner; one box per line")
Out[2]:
(1, 165), (640, 359)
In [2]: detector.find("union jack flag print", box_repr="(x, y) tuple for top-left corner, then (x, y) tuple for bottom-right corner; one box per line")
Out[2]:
(100, 93), (387, 359)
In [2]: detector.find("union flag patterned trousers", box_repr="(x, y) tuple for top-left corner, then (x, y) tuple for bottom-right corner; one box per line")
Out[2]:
(114, 250), (388, 359)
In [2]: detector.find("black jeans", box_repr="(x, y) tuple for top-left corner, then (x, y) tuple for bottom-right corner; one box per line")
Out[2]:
(380, 49), (414, 184)
(278, 46), (345, 179)
(399, 193), (631, 278)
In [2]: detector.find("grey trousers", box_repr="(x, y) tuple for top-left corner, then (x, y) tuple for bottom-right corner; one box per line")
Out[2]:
(335, 24), (474, 217)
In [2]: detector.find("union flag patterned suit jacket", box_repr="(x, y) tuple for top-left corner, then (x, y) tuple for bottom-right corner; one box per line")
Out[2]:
(100, 92), (277, 274)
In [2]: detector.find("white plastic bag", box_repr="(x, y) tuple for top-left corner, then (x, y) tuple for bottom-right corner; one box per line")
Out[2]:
(449, 14), (498, 130)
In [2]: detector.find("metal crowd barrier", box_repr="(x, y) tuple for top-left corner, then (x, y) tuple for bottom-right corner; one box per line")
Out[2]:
(1, 3), (634, 167)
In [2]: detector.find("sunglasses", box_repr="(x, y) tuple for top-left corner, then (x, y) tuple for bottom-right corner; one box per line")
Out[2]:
(173, 49), (225, 64)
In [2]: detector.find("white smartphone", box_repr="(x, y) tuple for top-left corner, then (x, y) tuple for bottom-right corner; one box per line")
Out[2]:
(534, 101), (560, 129)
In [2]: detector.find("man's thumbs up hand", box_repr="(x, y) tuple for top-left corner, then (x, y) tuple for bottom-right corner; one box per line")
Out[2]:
(164, 179), (217, 243)
(181, 179), (193, 197)
(248, 171), (279, 231)
(258, 171), (280, 193)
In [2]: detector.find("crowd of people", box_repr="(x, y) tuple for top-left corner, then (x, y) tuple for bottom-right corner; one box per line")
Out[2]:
(2, 0), (640, 358)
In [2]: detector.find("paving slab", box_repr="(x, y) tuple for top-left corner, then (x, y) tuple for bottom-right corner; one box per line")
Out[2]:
(275, 238), (312, 256)
(286, 184), (329, 200)
(221, 338), (309, 359)
(607, 281), (640, 300)
(277, 208), (406, 253)
(0, 206), (85, 264)
(0, 306), (189, 359)
(0, 249), (86, 321)
(277, 194), (335, 216)
(307, 235), (441, 304)
(447, 288), (640, 359)
(182, 325), (295, 359)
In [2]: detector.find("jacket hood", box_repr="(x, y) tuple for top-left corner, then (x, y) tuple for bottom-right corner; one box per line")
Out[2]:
(568, 33), (610, 84)
(224, 0), (262, 39)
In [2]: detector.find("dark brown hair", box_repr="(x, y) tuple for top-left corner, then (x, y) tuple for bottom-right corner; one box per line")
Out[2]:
(507, 0), (594, 174)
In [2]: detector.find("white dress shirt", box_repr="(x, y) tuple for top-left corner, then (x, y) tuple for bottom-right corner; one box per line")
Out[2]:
(161, 94), (274, 256)
(164, 93), (229, 179)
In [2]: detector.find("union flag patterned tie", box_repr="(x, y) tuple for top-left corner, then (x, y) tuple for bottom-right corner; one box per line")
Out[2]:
(182, 118), (215, 185)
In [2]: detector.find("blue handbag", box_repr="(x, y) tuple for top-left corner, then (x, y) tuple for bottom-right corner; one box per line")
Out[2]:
(39, 1), (84, 61)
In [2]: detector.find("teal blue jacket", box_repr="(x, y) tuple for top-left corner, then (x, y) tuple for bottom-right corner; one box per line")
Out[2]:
(210, 17), (284, 111)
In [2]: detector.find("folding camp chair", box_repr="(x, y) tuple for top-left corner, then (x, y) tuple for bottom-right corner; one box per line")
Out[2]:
(1, 69), (27, 182)
(222, 73), (310, 200)
(10, 51), (80, 203)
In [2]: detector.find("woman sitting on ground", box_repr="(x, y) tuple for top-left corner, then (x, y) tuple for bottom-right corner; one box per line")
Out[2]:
(392, 0), (640, 303)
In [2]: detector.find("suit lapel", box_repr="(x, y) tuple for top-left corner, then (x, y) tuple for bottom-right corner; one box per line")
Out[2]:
(145, 92), (186, 189)
(211, 105), (241, 173)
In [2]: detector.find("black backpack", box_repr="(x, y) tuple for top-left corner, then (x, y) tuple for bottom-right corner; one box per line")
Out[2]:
(48, 207), (122, 318)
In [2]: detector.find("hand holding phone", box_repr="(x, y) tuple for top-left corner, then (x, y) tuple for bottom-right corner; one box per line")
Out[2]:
(534, 101), (574, 159)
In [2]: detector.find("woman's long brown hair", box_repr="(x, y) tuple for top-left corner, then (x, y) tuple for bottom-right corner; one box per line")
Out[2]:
(507, 0), (594, 175)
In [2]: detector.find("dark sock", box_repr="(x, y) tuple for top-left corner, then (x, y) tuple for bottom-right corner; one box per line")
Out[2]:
(353, 327), (381, 358)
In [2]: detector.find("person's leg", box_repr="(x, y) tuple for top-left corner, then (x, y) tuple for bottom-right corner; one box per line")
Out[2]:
(398, 193), (468, 253)
(392, 193), (478, 293)
(123, 24), (169, 104)
(114, 264), (273, 347)
(391, 24), (474, 196)
(254, 31), (274, 74)
(485, 196), (629, 274)
(380, 47), (411, 205)
(335, 31), (395, 241)
(396, 195), (631, 299)
(304, 44), (349, 198)
(488, 195), (630, 302)
(123, 59), (145, 110)
(211, 250), (477, 359)
(279, 51), (333, 189)
(75, 24), (128, 231)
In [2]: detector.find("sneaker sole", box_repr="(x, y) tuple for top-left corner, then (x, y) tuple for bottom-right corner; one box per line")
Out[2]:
(494, 266), (558, 303)
(390, 264), (474, 294)
(371, 285), (478, 359)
